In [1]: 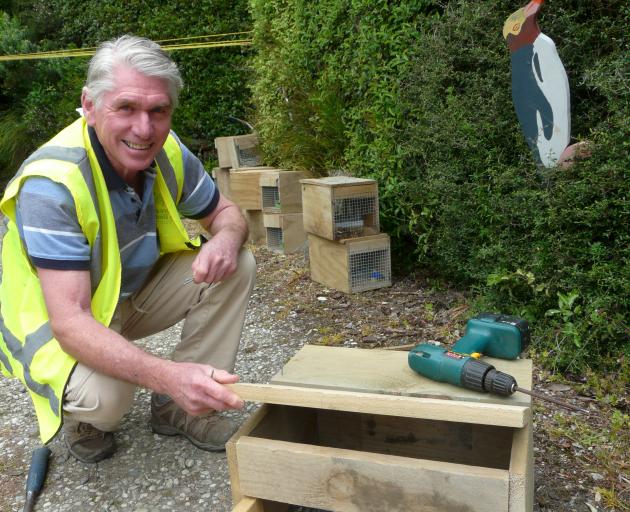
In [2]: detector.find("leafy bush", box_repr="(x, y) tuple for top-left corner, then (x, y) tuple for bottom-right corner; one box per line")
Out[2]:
(0, 0), (253, 186)
(251, 0), (629, 370)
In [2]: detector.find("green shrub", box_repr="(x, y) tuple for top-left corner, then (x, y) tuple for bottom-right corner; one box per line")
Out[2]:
(0, 0), (253, 185)
(250, 0), (629, 370)
(399, 0), (629, 370)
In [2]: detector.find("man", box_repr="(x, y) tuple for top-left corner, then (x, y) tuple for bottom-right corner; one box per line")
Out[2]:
(0, 35), (256, 463)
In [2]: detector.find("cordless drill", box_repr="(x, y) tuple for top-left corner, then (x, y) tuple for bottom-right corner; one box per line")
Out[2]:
(408, 313), (530, 397)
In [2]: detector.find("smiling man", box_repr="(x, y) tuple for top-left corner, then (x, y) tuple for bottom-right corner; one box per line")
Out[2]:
(0, 35), (256, 463)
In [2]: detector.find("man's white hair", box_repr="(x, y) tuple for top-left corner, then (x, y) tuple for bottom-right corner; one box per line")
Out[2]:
(84, 35), (183, 108)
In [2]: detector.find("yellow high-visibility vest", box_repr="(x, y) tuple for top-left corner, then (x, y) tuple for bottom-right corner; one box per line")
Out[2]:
(0, 117), (200, 443)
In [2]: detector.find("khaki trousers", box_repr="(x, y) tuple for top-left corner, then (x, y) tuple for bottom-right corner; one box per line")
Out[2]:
(63, 248), (256, 431)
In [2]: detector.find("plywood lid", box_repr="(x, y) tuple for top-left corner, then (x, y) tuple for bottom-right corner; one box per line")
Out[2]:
(271, 345), (532, 407)
(300, 176), (376, 187)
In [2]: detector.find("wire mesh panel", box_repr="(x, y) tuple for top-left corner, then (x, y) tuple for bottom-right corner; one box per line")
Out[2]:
(348, 247), (391, 292)
(332, 194), (379, 239)
(236, 143), (262, 167)
(262, 186), (281, 210)
(266, 227), (284, 252)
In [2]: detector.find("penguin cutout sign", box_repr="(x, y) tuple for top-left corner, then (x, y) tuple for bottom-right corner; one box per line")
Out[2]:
(504, 0), (571, 167)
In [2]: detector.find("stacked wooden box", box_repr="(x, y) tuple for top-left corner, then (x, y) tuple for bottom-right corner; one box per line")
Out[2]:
(260, 170), (309, 254)
(301, 176), (391, 293)
(213, 135), (307, 253)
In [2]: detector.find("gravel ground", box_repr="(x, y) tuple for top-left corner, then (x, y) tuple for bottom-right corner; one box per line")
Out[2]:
(1, 217), (626, 512)
(0, 215), (313, 512)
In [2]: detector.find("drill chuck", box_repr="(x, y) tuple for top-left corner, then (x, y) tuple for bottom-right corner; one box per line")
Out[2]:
(461, 359), (517, 397)
(484, 368), (517, 396)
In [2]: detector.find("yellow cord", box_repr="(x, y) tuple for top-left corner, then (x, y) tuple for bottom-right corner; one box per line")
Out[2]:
(0, 32), (253, 62)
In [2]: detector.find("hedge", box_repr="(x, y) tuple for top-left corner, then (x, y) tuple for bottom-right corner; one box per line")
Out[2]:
(250, 0), (629, 370)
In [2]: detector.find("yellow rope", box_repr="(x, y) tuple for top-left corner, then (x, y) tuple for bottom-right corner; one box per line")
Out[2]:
(0, 33), (253, 62)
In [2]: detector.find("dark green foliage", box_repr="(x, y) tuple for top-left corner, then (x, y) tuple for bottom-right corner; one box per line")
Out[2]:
(0, 1), (252, 186)
(399, 0), (629, 370)
(251, 0), (629, 370)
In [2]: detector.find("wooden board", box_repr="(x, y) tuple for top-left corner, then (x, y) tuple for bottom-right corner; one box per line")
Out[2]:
(213, 167), (231, 199)
(271, 345), (532, 407)
(236, 436), (510, 512)
(263, 213), (305, 254)
(300, 176), (376, 188)
(509, 421), (534, 512)
(315, 409), (513, 470)
(260, 170), (308, 213)
(229, 383), (529, 428)
(230, 169), (278, 209)
(243, 210), (266, 245)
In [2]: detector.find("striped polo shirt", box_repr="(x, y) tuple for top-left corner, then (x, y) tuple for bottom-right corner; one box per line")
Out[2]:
(15, 126), (219, 302)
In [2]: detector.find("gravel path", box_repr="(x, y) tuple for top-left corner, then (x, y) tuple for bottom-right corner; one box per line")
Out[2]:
(1, 218), (622, 512)
(0, 215), (313, 511)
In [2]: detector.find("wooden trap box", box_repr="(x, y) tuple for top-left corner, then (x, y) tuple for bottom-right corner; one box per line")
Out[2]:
(215, 134), (263, 169)
(301, 176), (380, 240)
(228, 345), (534, 512)
(260, 170), (309, 214)
(263, 213), (306, 254)
(308, 233), (391, 293)
(229, 168), (280, 210)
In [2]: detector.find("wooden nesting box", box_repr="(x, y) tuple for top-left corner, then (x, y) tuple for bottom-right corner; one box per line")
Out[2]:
(215, 134), (263, 169)
(229, 168), (279, 210)
(243, 210), (266, 245)
(308, 233), (391, 293)
(227, 345), (534, 512)
(263, 213), (306, 254)
(301, 177), (379, 240)
(260, 170), (309, 214)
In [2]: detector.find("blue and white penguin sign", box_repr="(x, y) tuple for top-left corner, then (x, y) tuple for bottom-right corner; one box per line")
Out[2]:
(504, 0), (571, 168)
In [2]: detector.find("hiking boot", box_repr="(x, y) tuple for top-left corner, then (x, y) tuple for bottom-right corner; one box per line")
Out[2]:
(63, 420), (117, 463)
(150, 393), (237, 451)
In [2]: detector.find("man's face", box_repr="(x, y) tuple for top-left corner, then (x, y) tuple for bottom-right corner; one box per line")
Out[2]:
(82, 65), (173, 179)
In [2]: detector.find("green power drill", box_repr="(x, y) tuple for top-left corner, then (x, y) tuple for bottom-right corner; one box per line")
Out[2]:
(408, 313), (583, 411)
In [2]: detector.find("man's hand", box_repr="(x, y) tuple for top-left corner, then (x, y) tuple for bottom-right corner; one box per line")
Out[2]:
(37, 268), (246, 413)
(190, 235), (240, 284)
(161, 362), (244, 414)
(192, 194), (248, 284)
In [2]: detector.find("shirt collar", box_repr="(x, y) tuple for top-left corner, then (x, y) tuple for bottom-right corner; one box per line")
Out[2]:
(88, 126), (156, 191)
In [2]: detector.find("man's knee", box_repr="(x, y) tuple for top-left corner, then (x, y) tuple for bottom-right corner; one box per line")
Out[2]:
(64, 370), (136, 431)
(236, 248), (256, 287)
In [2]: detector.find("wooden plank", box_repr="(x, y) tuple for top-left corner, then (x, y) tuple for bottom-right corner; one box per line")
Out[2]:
(230, 169), (277, 209)
(232, 497), (265, 512)
(262, 213), (282, 229)
(236, 436), (510, 512)
(508, 421), (534, 511)
(227, 405), (271, 503)
(271, 345), (533, 407)
(212, 167), (231, 199)
(228, 383), (529, 428)
(308, 233), (351, 292)
(280, 213), (305, 253)
(300, 176), (376, 187)
(260, 170), (308, 213)
(243, 210), (266, 245)
(302, 182), (335, 239)
(316, 409), (513, 470)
